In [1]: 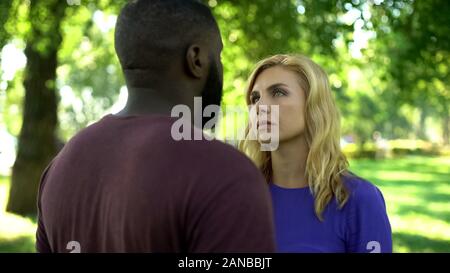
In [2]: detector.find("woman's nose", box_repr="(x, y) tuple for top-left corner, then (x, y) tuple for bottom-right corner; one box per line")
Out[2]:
(256, 101), (271, 115)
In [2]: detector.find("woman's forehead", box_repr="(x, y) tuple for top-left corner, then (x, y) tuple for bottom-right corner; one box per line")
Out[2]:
(253, 66), (301, 90)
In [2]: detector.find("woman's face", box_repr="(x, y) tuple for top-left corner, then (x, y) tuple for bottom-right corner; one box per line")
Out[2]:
(249, 66), (307, 144)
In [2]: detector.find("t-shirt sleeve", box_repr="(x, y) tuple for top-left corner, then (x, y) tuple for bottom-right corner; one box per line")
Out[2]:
(36, 162), (53, 253)
(185, 153), (276, 253)
(345, 182), (393, 253)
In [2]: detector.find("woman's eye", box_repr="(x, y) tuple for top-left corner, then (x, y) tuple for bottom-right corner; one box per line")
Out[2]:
(273, 88), (285, 97)
(250, 94), (260, 104)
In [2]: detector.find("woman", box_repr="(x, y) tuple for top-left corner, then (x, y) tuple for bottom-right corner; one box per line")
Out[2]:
(239, 54), (392, 253)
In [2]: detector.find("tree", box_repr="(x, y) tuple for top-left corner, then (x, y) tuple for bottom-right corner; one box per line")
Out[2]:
(369, 0), (450, 144)
(6, 0), (67, 216)
(0, 0), (13, 50)
(3, 0), (448, 216)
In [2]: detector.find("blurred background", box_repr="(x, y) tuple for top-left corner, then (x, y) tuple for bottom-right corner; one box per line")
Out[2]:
(0, 0), (449, 252)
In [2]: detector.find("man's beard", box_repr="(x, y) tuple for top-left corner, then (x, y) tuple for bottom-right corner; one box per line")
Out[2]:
(200, 56), (223, 130)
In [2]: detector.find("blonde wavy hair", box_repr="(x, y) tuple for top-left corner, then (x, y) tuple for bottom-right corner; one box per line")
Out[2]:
(239, 54), (350, 221)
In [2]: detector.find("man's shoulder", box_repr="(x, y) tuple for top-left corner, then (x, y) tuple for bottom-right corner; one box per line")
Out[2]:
(174, 134), (259, 173)
(58, 114), (261, 178)
(63, 114), (173, 146)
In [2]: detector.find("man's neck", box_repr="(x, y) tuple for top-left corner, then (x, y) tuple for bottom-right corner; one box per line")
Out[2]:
(115, 86), (193, 117)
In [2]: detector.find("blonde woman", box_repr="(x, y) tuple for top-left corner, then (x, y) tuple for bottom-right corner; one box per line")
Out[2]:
(239, 54), (392, 253)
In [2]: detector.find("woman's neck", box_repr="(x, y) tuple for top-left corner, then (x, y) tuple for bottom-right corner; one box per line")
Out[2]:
(271, 135), (309, 188)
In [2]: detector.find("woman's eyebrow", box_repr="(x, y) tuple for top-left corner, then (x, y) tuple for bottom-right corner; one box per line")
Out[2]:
(252, 83), (289, 95)
(267, 83), (289, 90)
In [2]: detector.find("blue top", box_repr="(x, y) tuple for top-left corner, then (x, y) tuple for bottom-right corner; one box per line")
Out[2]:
(269, 175), (392, 253)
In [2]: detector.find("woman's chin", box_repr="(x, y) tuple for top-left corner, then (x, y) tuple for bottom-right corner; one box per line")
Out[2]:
(257, 132), (281, 145)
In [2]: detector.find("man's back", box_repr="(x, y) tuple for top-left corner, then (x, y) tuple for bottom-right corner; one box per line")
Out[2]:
(36, 114), (275, 252)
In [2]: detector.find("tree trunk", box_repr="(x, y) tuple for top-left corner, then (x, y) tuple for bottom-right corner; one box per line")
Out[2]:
(6, 0), (66, 216)
(443, 111), (450, 146)
(417, 107), (428, 140)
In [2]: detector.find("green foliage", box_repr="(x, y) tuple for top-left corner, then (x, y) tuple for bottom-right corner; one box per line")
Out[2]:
(1, 0), (448, 144)
(0, 0), (448, 252)
(57, 4), (125, 139)
(0, 0), (13, 49)
(368, 0), (450, 138)
(343, 139), (443, 159)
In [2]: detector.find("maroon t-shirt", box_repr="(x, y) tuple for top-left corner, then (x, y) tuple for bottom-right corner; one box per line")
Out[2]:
(36, 114), (275, 253)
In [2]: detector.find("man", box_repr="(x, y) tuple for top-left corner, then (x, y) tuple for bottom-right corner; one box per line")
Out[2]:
(36, 0), (275, 252)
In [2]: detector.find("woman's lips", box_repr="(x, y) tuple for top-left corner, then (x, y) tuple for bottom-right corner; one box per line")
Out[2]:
(257, 120), (274, 129)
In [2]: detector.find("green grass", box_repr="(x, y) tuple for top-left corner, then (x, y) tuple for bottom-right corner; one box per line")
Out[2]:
(0, 175), (37, 253)
(0, 155), (449, 252)
(349, 156), (450, 252)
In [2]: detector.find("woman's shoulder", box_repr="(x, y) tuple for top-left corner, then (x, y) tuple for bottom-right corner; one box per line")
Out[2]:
(340, 173), (393, 253)
(341, 173), (387, 210)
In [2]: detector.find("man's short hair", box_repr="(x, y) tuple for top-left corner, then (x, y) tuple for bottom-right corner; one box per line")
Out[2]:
(115, 0), (218, 73)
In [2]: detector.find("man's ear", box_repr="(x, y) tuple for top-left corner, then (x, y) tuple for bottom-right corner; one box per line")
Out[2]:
(185, 44), (207, 79)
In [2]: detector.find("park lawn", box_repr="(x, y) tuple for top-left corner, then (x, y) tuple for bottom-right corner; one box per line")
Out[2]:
(349, 155), (450, 252)
(0, 175), (36, 252)
(0, 155), (449, 253)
